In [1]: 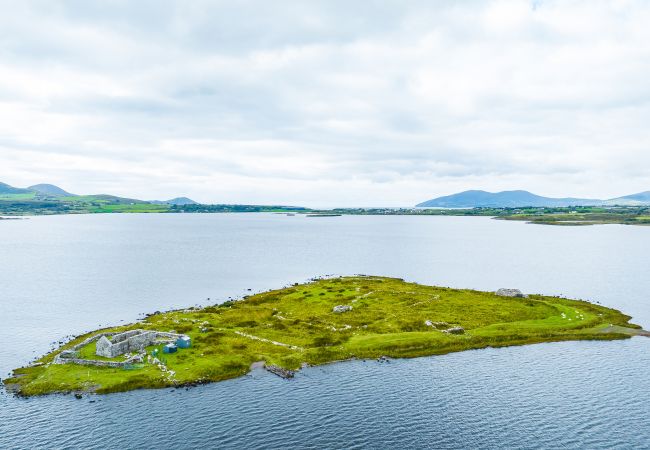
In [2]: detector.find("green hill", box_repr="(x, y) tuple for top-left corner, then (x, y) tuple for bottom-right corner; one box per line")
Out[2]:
(27, 184), (74, 196)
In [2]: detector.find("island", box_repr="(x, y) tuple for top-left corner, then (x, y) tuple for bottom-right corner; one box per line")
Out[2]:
(4, 276), (646, 397)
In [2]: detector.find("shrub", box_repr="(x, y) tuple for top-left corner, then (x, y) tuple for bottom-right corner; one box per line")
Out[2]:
(312, 334), (341, 347)
(174, 324), (193, 333)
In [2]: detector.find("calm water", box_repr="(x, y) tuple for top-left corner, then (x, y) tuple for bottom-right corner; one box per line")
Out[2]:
(0, 214), (648, 449)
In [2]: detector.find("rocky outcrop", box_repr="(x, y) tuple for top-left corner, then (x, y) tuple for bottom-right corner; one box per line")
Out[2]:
(442, 326), (465, 335)
(59, 350), (79, 359)
(264, 364), (295, 379)
(496, 288), (528, 298)
(333, 305), (353, 313)
(424, 320), (450, 329)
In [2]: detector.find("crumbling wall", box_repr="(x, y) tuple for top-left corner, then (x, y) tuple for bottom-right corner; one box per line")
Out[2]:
(53, 329), (189, 365)
(54, 357), (127, 368)
(96, 330), (188, 358)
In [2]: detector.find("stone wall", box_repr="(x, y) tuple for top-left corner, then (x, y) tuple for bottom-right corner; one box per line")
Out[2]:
(97, 331), (161, 358)
(54, 356), (128, 368)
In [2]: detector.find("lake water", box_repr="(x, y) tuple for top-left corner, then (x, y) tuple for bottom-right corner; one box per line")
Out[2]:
(0, 214), (648, 449)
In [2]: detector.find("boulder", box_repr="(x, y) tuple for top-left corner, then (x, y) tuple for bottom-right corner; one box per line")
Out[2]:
(495, 288), (528, 298)
(333, 305), (353, 313)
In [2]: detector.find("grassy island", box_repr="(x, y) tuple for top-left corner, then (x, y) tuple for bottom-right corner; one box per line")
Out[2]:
(4, 276), (645, 397)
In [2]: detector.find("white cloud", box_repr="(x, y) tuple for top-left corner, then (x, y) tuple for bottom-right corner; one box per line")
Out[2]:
(1, 0), (650, 206)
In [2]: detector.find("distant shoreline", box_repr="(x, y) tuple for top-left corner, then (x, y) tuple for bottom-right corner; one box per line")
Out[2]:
(1, 205), (650, 226)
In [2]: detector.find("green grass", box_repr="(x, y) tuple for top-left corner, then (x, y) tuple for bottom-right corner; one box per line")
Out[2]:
(499, 209), (650, 226)
(0, 195), (171, 215)
(0, 193), (36, 200)
(4, 276), (642, 396)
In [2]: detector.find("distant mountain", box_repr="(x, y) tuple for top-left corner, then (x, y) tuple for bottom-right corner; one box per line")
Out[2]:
(0, 182), (32, 195)
(28, 184), (73, 196)
(1, 181), (196, 206)
(150, 197), (198, 205)
(416, 190), (629, 208)
(606, 191), (650, 205)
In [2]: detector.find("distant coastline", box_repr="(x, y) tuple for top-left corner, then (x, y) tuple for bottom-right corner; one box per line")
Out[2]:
(2, 181), (650, 225)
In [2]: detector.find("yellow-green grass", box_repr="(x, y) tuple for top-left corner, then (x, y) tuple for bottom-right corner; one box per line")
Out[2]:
(0, 193), (37, 200)
(502, 213), (650, 226)
(87, 204), (170, 213)
(4, 276), (642, 397)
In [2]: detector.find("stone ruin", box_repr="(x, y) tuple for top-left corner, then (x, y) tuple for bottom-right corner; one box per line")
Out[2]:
(54, 329), (188, 368)
(95, 330), (184, 358)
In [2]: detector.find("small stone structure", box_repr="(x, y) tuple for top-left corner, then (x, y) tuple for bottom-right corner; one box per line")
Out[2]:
(495, 288), (528, 298)
(53, 329), (188, 368)
(95, 330), (185, 358)
(333, 305), (353, 313)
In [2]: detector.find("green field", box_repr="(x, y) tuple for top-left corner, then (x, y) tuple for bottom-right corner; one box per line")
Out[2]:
(0, 193), (36, 200)
(4, 276), (644, 397)
(0, 192), (308, 215)
(0, 192), (170, 215)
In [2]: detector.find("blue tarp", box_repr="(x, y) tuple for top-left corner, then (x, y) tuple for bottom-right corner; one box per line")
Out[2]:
(176, 336), (191, 348)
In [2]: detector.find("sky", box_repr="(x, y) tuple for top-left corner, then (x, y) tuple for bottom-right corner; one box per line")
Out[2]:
(1, 0), (650, 207)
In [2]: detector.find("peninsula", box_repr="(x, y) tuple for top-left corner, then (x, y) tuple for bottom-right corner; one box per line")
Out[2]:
(4, 277), (644, 397)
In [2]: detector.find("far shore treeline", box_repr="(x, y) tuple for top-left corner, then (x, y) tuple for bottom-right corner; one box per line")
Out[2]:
(1, 181), (650, 226)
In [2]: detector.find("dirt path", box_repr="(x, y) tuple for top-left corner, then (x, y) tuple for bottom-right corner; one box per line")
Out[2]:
(233, 330), (304, 350)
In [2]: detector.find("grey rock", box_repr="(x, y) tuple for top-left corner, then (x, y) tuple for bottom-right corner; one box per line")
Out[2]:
(442, 326), (465, 335)
(265, 364), (295, 379)
(59, 350), (78, 359)
(496, 288), (528, 298)
(333, 305), (353, 313)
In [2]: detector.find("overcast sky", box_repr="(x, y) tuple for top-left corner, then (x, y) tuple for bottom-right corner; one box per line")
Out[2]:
(1, 0), (649, 206)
